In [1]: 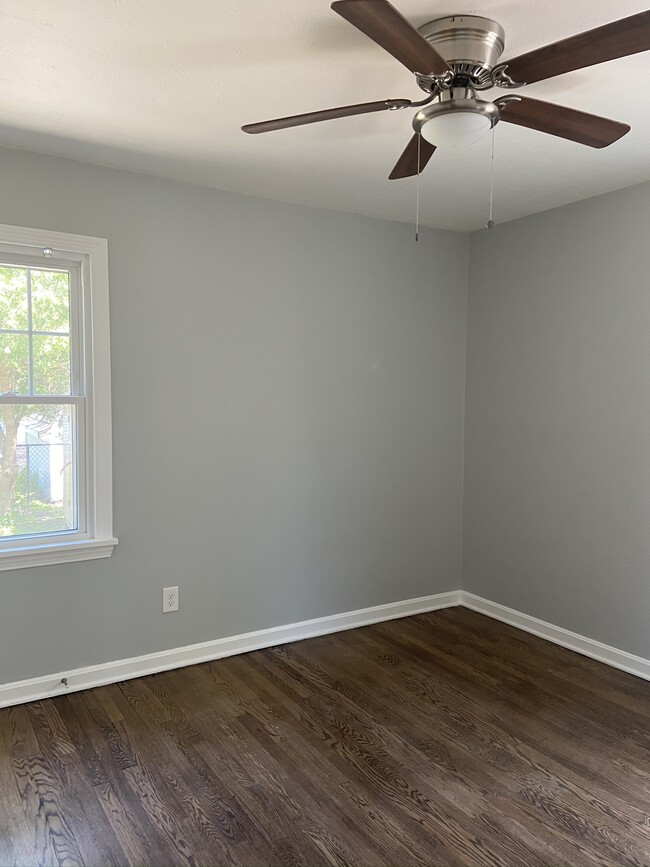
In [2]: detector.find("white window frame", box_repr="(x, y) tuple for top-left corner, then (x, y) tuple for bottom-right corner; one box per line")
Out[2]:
(0, 224), (117, 570)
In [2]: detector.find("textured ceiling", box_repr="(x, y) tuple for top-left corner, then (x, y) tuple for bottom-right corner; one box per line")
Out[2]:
(1, 0), (650, 230)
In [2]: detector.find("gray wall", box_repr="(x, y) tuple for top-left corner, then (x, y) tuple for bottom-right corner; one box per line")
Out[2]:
(0, 147), (468, 684)
(464, 181), (650, 659)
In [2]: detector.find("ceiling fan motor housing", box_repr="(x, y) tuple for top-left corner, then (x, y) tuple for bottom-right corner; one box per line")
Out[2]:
(418, 15), (505, 84)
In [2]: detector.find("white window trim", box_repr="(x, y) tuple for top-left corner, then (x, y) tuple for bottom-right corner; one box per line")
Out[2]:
(0, 223), (117, 570)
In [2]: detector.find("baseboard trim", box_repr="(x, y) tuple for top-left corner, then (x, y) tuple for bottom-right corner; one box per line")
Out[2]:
(0, 590), (461, 709)
(3, 588), (649, 709)
(460, 591), (650, 682)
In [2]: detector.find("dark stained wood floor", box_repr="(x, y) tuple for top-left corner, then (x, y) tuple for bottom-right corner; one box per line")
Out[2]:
(2, 607), (650, 867)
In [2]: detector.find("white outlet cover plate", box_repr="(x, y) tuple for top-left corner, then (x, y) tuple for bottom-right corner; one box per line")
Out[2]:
(163, 586), (179, 612)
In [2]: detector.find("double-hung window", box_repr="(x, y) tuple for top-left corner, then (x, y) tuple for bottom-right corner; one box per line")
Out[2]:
(0, 224), (116, 569)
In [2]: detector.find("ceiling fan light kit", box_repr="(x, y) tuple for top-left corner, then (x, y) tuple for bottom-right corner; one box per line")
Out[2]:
(417, 104), (494, 148)
(242, 2), (650, 180)
(413, 89), (500, 149)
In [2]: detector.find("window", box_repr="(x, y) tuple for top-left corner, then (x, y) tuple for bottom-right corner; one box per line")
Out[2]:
(0, 224), (116, 569)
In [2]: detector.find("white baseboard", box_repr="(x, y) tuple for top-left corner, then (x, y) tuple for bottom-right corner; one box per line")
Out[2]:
(3, 587), (649, 709)
(0, 590), (461, 709)
(460, 591), (650, 682)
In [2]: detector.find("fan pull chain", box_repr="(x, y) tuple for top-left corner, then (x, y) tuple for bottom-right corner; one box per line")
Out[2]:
(486, 124), (496, 230)
(415, 133), (421, 242)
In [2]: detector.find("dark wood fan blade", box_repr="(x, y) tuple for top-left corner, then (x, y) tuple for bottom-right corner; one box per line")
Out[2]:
(331, 0), (451, 76)
(242, 98), (410, 133)
(388, 134), (436, 179)
(497, 97), (630, 148)
(504, 10), (650, 84)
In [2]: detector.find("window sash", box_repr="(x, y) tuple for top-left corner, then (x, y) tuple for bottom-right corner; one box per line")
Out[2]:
(0, 397), (83, 550)
(0, 399), (87, 544)
(0, 257), (81, 399)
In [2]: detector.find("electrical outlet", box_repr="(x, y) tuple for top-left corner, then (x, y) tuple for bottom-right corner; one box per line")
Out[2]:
(163, 586), (179, 613)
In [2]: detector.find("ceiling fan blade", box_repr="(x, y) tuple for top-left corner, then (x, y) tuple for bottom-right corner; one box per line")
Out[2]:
(331, 0), (451, 76)
(497, 97), (630, 148)
(242, 98), (411, 134)
(503, 10), (650, 84)
(388, 134), (436, 179)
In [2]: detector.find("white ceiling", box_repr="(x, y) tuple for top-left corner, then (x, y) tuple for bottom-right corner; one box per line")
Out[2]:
(2, 0), (650, 231)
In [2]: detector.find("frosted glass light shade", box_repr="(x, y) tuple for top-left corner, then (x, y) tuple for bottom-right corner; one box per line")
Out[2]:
(420, 111), (492, 149)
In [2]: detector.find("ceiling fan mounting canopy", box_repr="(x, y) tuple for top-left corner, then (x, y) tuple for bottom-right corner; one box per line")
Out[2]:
(417, 15), (506, 88)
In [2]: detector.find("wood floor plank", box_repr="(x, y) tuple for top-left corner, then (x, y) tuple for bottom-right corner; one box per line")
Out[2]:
(373, 616), (650, 788)
(0, 726), (35, 867)
(244, 649), (549, 866)
(264, 644), (577, 866)
(14, 699), (129, 867)
(423, 612), (650, 749)
(237, 708), (430, 867)
(107, 683), (249, 865)
(1, 608), (650, 866)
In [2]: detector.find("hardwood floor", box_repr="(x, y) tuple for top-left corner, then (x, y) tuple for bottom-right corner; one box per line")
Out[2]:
(1, 607), (650, 866)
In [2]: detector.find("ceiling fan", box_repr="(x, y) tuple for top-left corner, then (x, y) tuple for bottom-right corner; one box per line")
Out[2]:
(242, 1), (650, 179)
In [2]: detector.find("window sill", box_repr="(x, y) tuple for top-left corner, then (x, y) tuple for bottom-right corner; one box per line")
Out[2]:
(0, 537), (118, 571)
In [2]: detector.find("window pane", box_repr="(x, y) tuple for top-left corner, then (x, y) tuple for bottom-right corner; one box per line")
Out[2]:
(0, 265), (28, 331)
(0, 404), (76, 538)
(31, 269), (70, 334)
(32, 334), (71, 395)
(0, 333), (29, 394)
